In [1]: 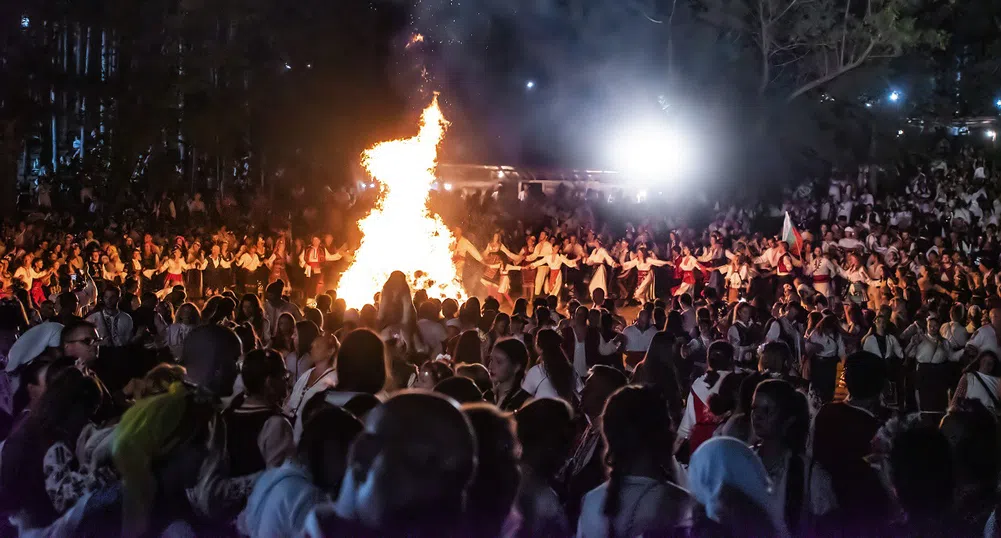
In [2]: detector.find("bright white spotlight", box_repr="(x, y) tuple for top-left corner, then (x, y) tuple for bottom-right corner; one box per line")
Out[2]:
(995, 99), (1001, 109)
(526, 80), (536, 90)
(897, 130), (904, 136)
(888, 91), (900, 102)
(443, 182), (453, 191)
(987, 130), (996, 140)
(610, 122), (694, 183)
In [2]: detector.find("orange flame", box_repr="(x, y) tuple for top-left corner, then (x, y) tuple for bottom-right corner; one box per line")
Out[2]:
(336, 95), (466, 309)
(407, 33), (425, 48)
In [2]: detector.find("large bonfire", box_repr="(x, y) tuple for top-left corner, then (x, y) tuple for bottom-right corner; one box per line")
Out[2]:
(336, 95), (467, 308)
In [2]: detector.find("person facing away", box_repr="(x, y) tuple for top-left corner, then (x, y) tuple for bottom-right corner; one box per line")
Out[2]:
(514, 398), (575, 538)
(576, 385), (691, 538)
(460, 403), (522, 538)
(302, 391), (477, 538)
(240, 406), (363, 538)
(564, 365), (629, 525)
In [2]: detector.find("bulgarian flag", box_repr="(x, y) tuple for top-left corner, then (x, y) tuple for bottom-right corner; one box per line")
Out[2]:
(782, 211), (803, 256)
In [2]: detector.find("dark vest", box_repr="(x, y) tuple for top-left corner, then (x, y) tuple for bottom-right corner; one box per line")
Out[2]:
(223, 404), (288, 476)
(203, 258), (227, 288)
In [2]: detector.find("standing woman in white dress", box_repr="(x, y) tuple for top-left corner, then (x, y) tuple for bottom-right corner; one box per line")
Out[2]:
(285, 332), (339, 441)
(585, 238), (617, 300)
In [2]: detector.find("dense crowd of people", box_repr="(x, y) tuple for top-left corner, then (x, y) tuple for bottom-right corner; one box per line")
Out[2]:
(0, 151), (1000, 536)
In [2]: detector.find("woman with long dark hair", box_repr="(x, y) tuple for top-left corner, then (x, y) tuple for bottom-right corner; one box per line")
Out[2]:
(751, 379), (836, 534)
(285, 320), (320, 381)
(631, 331), (684, 426)
(577, 385), (688, 538)
(236, 294), (270, 346)
(522, 329), (582, 406)
(453, 330), (483, 365)
(489, 338), (531, 412)
(270, 312), (296, 359)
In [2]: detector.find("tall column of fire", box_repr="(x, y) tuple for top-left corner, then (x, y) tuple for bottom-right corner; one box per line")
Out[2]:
(336, 95), (467, 308)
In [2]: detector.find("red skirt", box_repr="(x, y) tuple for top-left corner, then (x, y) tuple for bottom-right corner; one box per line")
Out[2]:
(165, 273), (184, 287)
(521, 266), (537, 287)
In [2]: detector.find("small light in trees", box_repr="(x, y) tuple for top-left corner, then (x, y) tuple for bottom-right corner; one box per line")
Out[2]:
(888, 91), (901, 102)
(865, 102), (873, 108)
(897, 130), (904, 136)
(20, 16), (29, 28)
(995, 99), (1001, 109)
(986, 130), (996, 141)
(284, 63), (292, 70)
(526, 80), (535, 90)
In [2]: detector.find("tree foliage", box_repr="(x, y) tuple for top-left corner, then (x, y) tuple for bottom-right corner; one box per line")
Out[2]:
(692, 0), (948, 102)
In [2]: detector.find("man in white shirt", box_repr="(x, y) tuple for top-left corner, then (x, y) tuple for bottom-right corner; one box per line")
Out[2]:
(85, 286), (134, 347)
(837, 227), (864, 251)
(621, 309), (656, 369)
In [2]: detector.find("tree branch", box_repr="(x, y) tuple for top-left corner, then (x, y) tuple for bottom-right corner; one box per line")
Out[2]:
(759, 0), (770, 94)
(787, 38), (877, 102)
(839, 0), (850, 66)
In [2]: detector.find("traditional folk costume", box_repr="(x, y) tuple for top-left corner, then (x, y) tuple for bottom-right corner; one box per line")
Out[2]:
(669, 255), (704, 298)
(718, 262), (757, 303)
(236, 252), (264, 295)
(698, 244), (731, 293)
(267, 250), (290, 287)
(201, 255), (232, 296)
(452, 236), (483, 292)
(679, 371), (732, 455)
(299, 245), (342, 297)
(530, 251), (577, 297)
(804, 255), (838, 298)
(509, 243), (538, 299)
(481, 242), (516, 306)
(159, 256), (191, 297)
(480, 243), (504, 288)
(531, 241), (555, 296)
(185, 252), (204, 300)
(585, 246), (616, 298)
(621, 255), (672, 302)
(838, 264), (872, 305)
(267, 238), (291, 288)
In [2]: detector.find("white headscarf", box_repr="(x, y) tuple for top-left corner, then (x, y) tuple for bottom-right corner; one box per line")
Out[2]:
(688, 436), (788, 536)
(5, 322), (63, 374)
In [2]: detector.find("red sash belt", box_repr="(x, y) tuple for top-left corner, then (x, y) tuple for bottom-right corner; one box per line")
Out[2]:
(813, 275), (831, 283)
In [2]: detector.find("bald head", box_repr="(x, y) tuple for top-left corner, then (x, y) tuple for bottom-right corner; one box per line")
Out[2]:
(339, 391), (476, 534)
(181, 324), (243, 397)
